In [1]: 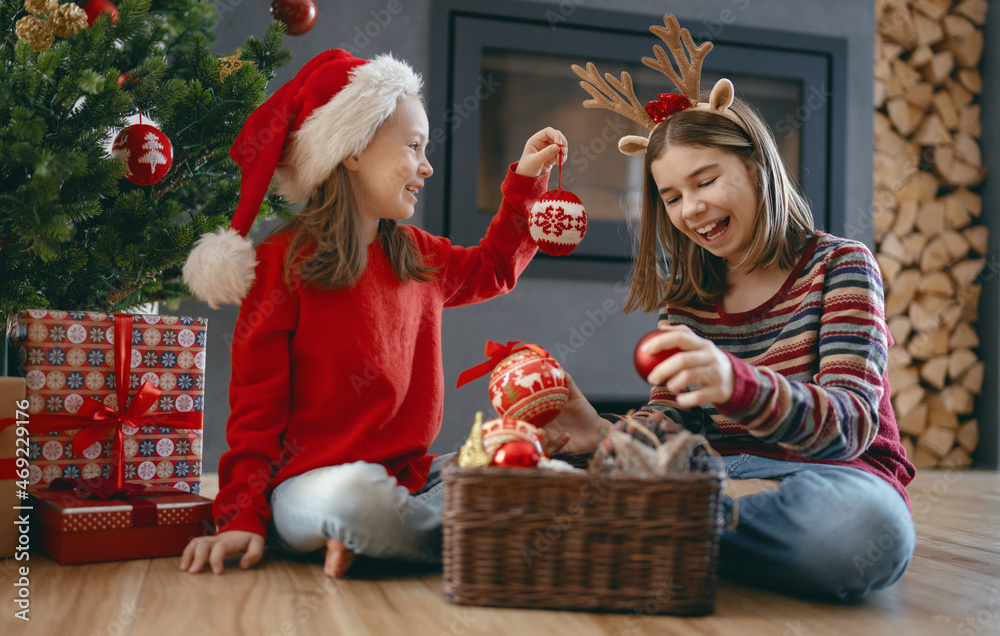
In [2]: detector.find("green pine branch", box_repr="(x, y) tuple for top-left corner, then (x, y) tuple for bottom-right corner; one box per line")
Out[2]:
(0, 0), (292, 314)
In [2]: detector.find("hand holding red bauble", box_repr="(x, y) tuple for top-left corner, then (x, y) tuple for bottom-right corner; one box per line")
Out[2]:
(634, 330), (683, 382)
(82, 0), (118, 25)
(110, 123), (173, 186)
(488, 348), (568, 426)
(529, 190), (588, 256)
(491, 441), (540, 468)
(270, 0), (317, 36)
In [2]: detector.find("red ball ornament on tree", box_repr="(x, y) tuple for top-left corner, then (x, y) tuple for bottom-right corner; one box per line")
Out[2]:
(634, 330), (683, 382)
(270, 0), (317, 36)
(529, 189), (588, 256)
(491, 441), (540, 468)
(83, 0), (119, 25)
(489, 347), (568, 427)
(111, 123), (173, 186)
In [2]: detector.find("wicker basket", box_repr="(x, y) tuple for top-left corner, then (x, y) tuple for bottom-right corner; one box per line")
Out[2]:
(441, 455), (725, 615)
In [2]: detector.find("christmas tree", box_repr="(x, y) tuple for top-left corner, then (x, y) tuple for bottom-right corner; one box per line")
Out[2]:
(0, 0), (293, 315)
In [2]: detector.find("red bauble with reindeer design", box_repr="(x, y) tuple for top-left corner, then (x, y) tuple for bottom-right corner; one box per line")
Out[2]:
(111, 123), (173, 186)
(528, 189), (588, 256)
(488, 347), (568, 426)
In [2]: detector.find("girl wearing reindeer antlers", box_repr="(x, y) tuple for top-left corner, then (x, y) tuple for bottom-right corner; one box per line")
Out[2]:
(545, 15), (915, 600)
(178, 49), (566, 578)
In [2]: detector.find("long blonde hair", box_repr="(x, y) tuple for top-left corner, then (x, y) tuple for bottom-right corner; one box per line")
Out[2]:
(624, 96), (816, 312)
(278, 163), (440, 289)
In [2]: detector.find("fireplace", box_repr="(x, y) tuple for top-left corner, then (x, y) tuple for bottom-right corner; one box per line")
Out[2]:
(425, 0), (848, 280)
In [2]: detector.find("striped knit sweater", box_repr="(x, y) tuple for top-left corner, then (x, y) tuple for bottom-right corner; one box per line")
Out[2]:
(646, 233), (915, 508)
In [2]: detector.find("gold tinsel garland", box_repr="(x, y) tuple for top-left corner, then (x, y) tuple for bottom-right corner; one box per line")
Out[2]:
(15, 1), (88, 51)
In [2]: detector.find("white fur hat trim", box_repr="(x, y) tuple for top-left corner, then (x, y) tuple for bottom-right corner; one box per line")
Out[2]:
(182, 227), (258, 310)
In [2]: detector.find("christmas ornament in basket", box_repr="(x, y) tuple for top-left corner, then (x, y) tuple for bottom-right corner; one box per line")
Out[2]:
(456, 340), (568, 427)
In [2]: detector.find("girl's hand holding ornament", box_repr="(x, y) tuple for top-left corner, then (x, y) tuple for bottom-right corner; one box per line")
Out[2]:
(643, 325), (735, 408)
(515, 127), (567, 178)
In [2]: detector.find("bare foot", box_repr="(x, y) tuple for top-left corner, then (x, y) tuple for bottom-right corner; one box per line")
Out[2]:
(724, 478), (781, 500)
(323, 538), (356, 578)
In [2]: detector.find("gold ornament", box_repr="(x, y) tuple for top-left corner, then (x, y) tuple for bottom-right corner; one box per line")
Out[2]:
(458, 412), (491, 468)
(24, 0), (57, 14)
(51, 3), (87, 38)
(217, 49), (252, 81)
(15, 14), (54, 51)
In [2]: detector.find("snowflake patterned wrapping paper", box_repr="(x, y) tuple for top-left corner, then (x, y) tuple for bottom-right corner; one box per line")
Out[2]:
(6, 310), (207, 495)
(31, 485), (214, 564)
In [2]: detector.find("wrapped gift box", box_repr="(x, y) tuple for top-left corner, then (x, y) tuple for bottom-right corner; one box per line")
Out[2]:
(1, 377), (27, 558)
(31, 484), (214, 564)
(7, 310), (207, 495)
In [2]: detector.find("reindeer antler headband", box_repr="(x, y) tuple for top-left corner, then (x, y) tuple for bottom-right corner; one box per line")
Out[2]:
(572, 14), (748, 156)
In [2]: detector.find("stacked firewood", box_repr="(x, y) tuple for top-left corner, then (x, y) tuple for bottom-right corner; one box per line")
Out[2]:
(873, 0), (988, 469)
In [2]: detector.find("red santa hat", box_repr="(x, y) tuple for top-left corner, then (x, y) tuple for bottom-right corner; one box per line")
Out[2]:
(182, 49), (422, 309)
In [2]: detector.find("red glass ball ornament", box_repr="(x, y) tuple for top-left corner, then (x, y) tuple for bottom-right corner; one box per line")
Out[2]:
(491, 441), (540, 468)
(481, 417), (547, 459)
(110, 123), (173, 186)
(83, 0), (119, 25)
(634, 330), (683, 382)
(528, 190), (588, 256)
(270, 0), (317, 36)
(488, 348), (568, 427)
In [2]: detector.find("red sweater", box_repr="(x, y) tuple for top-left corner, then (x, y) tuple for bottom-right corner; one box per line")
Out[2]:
(213, 165), (545, 536)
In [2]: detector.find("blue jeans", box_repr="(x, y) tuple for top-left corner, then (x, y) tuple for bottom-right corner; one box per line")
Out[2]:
(268, 454), (451, 564)
(718, 454), (914, 600)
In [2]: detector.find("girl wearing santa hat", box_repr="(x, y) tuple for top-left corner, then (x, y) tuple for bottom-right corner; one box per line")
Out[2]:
(179, 49), (566, 577)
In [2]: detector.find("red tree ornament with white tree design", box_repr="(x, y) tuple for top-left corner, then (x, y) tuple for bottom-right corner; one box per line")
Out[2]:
(111, 123), (173, 186)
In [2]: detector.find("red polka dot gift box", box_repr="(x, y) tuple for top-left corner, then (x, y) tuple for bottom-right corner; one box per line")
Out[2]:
(30, 477), (214, 565)
(6, 310), (207, 496)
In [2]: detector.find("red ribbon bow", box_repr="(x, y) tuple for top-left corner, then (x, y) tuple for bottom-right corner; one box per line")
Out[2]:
(26, 313), (203, 489)
(645, 93), (691, 123)
(455, 340), (552, 389)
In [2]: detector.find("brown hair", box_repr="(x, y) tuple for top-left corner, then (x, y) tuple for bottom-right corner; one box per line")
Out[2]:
(278, 163), (440, 289)
(624, 96), (817, 313)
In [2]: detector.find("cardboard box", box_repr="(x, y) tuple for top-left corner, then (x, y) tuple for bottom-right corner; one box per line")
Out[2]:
(1, 377), (27, 558)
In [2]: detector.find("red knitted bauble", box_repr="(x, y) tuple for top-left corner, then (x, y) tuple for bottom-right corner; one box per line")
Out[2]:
(528, 189), (588, 256)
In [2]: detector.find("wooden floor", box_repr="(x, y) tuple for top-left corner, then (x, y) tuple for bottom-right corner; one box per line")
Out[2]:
(2, 469), (998, 636)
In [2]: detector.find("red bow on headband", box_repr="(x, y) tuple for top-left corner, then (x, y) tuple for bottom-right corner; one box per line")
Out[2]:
(645, 93), (690, 123)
